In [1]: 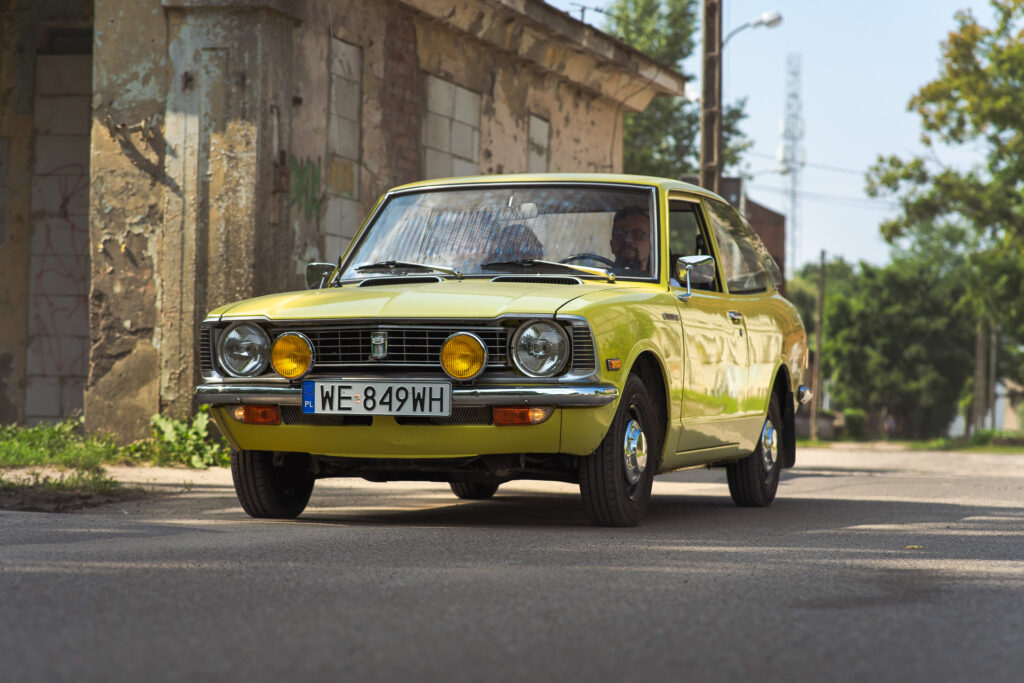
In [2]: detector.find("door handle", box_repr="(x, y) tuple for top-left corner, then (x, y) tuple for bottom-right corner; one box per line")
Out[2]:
(728, 311), (743, 324)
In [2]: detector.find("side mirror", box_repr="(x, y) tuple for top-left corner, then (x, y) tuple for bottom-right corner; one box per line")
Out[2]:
(305, 262), (336, 290)
(676, 254), (715, 301)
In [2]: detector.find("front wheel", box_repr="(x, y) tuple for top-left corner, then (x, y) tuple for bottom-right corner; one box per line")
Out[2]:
(231, 450), (315, 518)
(579, 374), (661, 526)
(726, 392), (783, 507)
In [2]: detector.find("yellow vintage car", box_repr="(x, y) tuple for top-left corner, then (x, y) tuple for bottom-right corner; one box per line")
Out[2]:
(194, 173), (809, 526)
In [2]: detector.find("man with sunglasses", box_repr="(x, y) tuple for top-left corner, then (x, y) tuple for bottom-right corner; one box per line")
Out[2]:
(609, 206), (651, 274)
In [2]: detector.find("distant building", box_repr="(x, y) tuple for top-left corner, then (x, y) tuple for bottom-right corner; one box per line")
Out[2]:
(0, 0), (685, 437)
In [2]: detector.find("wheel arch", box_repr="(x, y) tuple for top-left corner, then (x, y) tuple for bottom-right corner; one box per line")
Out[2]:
(771, 364), (797, 469)
(629, 350), (669, 466)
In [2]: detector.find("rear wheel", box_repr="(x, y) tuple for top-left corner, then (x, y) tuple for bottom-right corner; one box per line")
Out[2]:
(231, 450), (314, 518)
(449, 481), (500, 500)
(727, 392), (783, 507)
(579, 374), (661, 527)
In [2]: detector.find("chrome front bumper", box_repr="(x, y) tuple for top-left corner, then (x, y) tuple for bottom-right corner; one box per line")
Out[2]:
(193, 383), (620, 408)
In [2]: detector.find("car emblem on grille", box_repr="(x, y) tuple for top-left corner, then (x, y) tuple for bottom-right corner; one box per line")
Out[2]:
(370, 331), (388, 360)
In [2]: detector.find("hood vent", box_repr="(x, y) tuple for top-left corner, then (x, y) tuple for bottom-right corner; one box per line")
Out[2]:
(490, 276), (582, 285)
(358, 276), (443, 287)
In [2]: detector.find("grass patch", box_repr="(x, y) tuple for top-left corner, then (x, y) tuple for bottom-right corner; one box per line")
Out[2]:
(0, 410), (230, 511)
(0, 410), (230, 470)
(798, 431), (1024, 454)
(0, 419), (119, 470)
(0, 468), (148, 513)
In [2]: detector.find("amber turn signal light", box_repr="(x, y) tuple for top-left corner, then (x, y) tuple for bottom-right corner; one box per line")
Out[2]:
(492, 406), (553, 426)
(231, 405), (281, 424)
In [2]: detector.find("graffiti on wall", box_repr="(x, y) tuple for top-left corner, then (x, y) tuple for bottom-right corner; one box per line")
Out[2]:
(290, 154), (324, 222)
(27, 162), (90, 418)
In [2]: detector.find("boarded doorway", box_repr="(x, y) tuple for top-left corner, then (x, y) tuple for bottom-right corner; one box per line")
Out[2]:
(25, 44), (91, 423)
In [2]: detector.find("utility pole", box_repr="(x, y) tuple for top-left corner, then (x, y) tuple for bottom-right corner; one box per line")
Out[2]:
(989, 326), (998, 430)
(810, 249), (825, 442)
(779, 54), (804, 275)
(700, 0), (722, 194)
(971, 322), (986, 435)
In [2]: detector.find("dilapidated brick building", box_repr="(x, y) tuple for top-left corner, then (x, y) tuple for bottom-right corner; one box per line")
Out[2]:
(0, 0), (685, 438)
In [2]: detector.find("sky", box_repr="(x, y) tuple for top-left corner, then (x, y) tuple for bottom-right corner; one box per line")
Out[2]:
(544, 0), (994, 270)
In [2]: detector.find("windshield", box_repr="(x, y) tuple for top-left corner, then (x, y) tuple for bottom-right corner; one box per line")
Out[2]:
(339, 184), (657, 281)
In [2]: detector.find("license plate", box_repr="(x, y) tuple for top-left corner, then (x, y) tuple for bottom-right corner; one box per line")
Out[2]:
(302, 381), (452, 416)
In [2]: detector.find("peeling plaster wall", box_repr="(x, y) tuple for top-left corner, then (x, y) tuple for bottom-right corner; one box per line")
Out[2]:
(157, 2), (297, 422)
(413, 19), (624, 175)
(87, 0), (166, 438)
(89, 0), (299, 437)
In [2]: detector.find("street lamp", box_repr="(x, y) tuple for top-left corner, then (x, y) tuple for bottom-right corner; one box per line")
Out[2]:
(723, 10), (783, 47)
(699, 5), (782, 195)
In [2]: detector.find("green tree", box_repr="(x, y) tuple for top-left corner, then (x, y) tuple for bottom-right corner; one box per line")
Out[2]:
(866, 0), (1024, 341)
(822, 256), (975, 439)
(604, 0), (751, 177)
(786, 258), (856, 336)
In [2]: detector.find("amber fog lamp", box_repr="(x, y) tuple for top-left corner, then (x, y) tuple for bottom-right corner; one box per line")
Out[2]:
(440, 333), (487, 380)
(270, 332), (314, 379)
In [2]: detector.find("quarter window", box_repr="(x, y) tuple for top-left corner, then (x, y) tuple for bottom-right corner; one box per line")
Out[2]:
(705, 199), (780, 294)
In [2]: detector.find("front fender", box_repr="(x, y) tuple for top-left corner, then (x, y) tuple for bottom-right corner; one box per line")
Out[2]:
(557, 285), (682, 456)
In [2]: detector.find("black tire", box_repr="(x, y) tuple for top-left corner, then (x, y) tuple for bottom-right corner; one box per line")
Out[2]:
(579, 373), (661, 527)
(231, 450), (314, 519)
(727, 391), (783, 507)
(449, 481), (500, 500)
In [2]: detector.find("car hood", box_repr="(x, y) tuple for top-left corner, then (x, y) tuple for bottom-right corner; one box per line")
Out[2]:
(211, 279), (618, 321)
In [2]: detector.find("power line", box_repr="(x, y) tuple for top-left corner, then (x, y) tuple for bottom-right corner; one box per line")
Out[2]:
(750, 151), (867, 176)
(748, 184), (900, 211)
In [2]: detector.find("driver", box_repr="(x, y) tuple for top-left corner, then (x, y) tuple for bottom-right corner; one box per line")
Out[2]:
(610, 207), (651, 273)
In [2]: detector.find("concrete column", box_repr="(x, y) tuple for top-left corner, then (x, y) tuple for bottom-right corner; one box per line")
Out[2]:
(158, 0), (301, 419)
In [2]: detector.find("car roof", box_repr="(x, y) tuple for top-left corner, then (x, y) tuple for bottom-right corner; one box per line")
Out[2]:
(389, 173), (725, 203)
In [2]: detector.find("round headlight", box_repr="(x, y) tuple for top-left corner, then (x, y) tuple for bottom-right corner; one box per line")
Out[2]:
(511, 320), (570, 377)
(271, 332), (314, 379)
(440, 333), (488, 381)
(218, 322), (270, 377)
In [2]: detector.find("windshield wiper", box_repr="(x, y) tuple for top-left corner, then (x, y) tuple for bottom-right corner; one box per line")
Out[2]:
(355, 260), (463, 279)
(481, 259), (615, 283)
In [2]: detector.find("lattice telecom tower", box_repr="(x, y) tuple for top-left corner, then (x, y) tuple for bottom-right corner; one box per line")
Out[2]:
(777, 53), (804, 274)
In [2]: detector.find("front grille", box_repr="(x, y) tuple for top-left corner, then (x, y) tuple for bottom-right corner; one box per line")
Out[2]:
(280, 406), (373, 426)
(570, 324), (596, 371)
(199, 327), (213, 373)
(203, 318), (596, 378)
(394, 407), (493, 426)
(307, 325), (508, 369)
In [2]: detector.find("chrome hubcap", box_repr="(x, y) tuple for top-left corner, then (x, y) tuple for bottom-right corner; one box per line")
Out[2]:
(623, 415), (648, 487)
(761, 417), (777, 474)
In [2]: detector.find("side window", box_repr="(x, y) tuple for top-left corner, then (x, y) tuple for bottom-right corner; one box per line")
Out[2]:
(704, 199), (775, 294)
(669, 200), (719, 291)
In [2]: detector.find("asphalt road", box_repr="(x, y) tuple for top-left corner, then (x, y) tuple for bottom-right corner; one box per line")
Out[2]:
(2, 446), (1023, 683)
